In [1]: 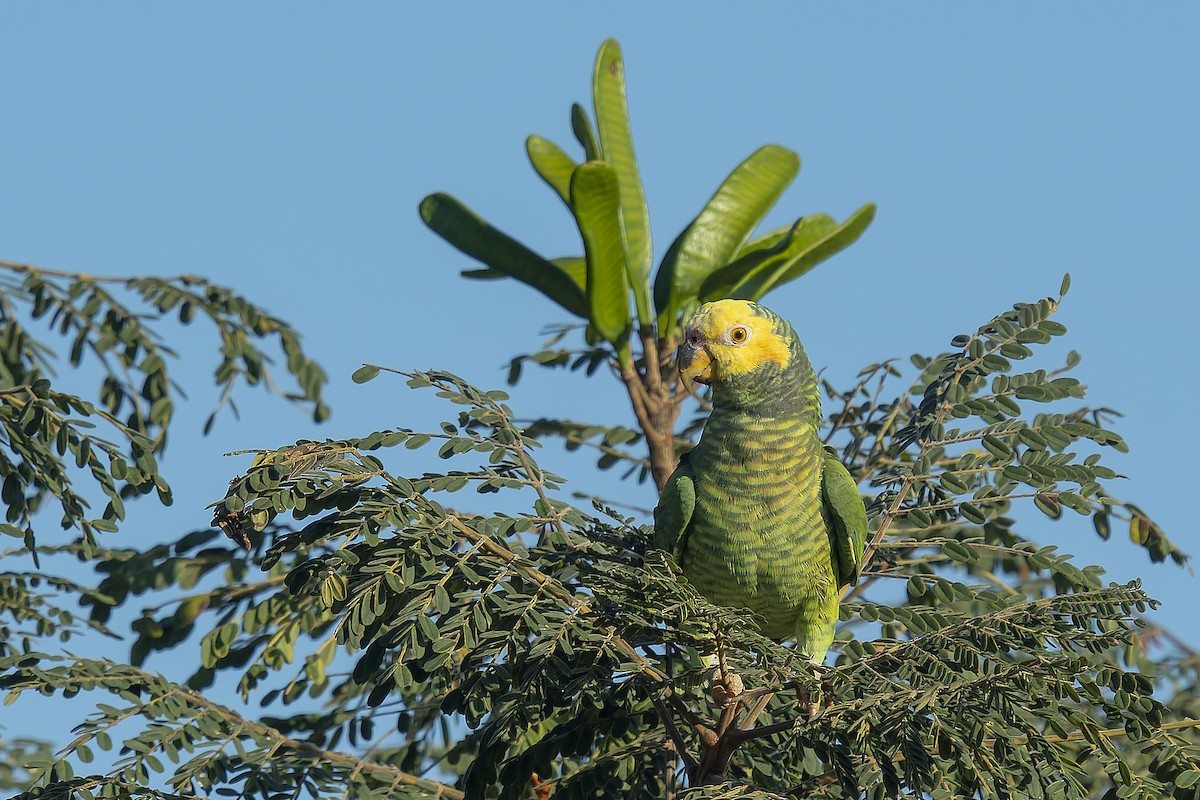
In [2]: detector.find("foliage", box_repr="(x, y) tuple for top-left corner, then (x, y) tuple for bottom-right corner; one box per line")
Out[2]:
(0, 737), (54, 793)
(420, 38), (874, 489)
(4, 288), (1198, 799)
(1, 36), (1197, 800)
(0, 260), (328, 557)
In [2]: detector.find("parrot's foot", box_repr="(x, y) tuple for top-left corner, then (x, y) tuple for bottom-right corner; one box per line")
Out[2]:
(799, 676), (835, 718)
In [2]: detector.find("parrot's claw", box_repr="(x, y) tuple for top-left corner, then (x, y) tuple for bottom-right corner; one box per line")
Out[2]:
(799, 676), (835, 719)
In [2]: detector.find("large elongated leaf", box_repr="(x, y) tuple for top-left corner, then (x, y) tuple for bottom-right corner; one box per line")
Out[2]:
(654, 145), (800, 328)
(467, 256), (586, 290)
(698, 219), (812, 302)
(526, 135), (577, 208)
(744, 203), (875, 300)
(420, 193), (587, 318)
(592, 39), (652, 327)
(698, 203), (876, 302)
(734, 223), (794, 259)
(570, 162), (630, 345)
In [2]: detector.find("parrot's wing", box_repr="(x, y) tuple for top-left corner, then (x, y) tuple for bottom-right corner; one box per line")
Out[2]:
(654, 451), (695, 562)
(821, 447), (868, 587)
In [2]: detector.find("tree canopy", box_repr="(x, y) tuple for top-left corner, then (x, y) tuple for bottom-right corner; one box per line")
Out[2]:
(2, 39), (1197, 800)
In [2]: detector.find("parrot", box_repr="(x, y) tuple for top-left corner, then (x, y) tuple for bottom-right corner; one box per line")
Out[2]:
(654, 299), (868, 665)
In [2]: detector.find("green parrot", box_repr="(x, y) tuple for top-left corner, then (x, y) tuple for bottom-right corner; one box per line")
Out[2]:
(655, 299), (868, 664)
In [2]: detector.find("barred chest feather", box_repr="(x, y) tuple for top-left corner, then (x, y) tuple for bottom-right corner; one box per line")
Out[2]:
(681, 406), (835, 639)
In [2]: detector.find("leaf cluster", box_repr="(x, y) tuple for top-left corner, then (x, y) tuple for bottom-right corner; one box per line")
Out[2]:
(420, 39), (876, 490)
(6, 287), (1196, 799)
(0, 261), (328, 555)
(423, 38), (873, 352)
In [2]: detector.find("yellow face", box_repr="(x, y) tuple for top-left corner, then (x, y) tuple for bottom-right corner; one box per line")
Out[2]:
(678, 299), (791, 386)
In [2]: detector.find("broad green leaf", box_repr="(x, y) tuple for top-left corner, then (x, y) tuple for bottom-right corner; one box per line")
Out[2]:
(698, 217), (820, 302)
(570, 162), (630, 345)
(420, 193), (587, 318)
(654, 145), (800, 328)
(464, 261), (586, 285)
(570, 103), (601, 162)
(735, 223), (794, 259)
(526, 135), (577, 207)
(592, 39), (652, 326)
(745, 203), (875, 300)
(551, 256), (587, 291)
(699, 203), (876, 302)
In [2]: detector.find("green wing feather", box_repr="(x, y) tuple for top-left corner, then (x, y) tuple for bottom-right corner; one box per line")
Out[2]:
(821, 448), (868, 587)
(654, 451), (695, 562)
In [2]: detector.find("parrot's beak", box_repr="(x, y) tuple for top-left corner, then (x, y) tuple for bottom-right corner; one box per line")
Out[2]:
(678, 338), (714, 386)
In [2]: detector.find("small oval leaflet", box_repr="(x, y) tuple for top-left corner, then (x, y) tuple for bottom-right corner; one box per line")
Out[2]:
(352, 365), (380, 384)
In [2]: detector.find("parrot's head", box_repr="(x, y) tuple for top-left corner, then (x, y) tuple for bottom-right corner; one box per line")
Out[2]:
(677, 299), (797, 388)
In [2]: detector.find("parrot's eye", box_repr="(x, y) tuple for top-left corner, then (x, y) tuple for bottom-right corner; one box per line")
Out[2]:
(729, 326), (750, 345)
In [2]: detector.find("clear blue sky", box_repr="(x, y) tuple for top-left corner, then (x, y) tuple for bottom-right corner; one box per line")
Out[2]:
(2, 3), (1196, 736)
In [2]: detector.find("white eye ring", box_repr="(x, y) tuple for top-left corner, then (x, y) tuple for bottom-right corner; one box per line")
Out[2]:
(728, 326), (750, 345)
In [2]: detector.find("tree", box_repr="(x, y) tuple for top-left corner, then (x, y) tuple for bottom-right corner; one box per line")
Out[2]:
(3, 38), (1199, 800)
(420, 38), (873, 492)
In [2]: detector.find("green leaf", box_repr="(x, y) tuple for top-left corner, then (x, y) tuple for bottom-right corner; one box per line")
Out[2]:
(697, 218), (810, 302)
(351, 366), (380, 384)
(420, 193), (587, 318)
(1035, 492), (1063, 519)
(1176, 769), (1200, 789)
(592, 39), (652, 326)
(570, 103), (601, 162)
(569, 162), (630, 346)
(654, 145), (800, 327)
(460, 267), (505, 280)
(743, 203), (875, 301)
(700, 204), (875, 302)
(907, 508), (931, 528)
(959, 502), (987, 524)
(526, 135), (577, 207)
(550, 257), (587, 292)
(734, 223), (794, 259)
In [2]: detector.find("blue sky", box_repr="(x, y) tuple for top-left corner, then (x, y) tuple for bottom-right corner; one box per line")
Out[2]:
(2, 3), (1197, 739)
